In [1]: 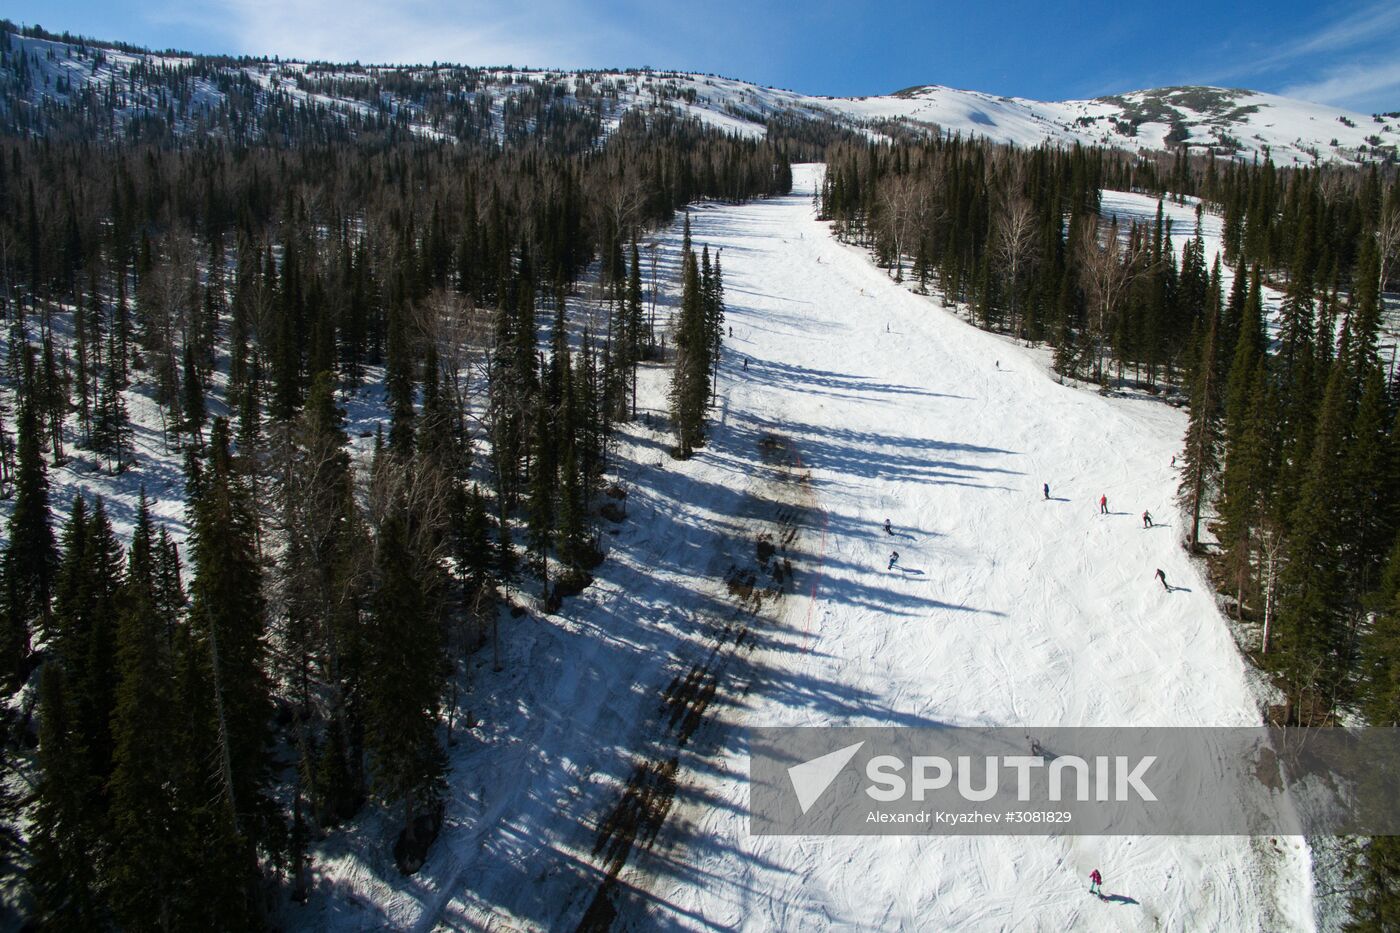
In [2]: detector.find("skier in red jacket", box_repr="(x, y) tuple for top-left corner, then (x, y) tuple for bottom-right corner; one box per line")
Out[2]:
(1089, 868), (1103, 896)
(1099, 494), (1108, 514)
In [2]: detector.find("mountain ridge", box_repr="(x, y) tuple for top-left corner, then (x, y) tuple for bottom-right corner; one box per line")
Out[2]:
(3, 21), (1397, 165)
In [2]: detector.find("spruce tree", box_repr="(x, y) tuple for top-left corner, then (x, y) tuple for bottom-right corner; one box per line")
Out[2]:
(1178, 296), (1223, 552)
(2, 357), (57, 687)
(364, 502), (447, 869)
(106, 495), (184, 929)
(186, 417), (277, 918)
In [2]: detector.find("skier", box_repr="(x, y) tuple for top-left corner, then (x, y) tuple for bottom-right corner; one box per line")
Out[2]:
(1171, 455), (1176, 467)
(1043, 482), (1050, 500)
(1089, 868), (1103, 897)
(743, 357), (748, 370)
(1155, 568), (1169, 591)
(995, 360), (1000, 370)
(1142, 510), (1153, 528)
(884, 518), (892, 536)
(728, 325), (733, 337)
(1099, 494), (1108, 515)
(888, 551), (900, 571)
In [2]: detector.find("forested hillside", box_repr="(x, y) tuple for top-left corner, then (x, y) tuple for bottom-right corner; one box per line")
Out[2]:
(819, 138), (1400, 924)
(2, 17), (1399, 931)
(0, 49), (789, 921)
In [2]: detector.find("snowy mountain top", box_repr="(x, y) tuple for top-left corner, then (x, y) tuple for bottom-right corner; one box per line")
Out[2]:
(4, 22), (1398, 165)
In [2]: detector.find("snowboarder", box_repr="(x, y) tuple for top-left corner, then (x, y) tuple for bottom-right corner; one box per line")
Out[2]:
(1142, 510), (1153, 528)
(1089, 869), (1102, 896)
(1155, 568), (1169, 591)
(884, 518), (892, 535)
(1099, 494), (1108, 515)
(888, 551), (900, 571)
(1043, 482), (1050, 500)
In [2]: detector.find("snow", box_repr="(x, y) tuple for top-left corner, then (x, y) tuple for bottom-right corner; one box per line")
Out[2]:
(10, 28), (1399, 163)
(291, 166), (1314, 930)
(0, 154), (1321, 928)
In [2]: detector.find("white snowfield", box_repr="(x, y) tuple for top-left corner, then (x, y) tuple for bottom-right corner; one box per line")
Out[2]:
(11, 28), (1399, 165)
(615, 166), (1315, 931)
(304, 165), (1314, 931)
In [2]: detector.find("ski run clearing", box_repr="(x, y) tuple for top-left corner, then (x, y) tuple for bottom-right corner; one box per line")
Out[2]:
(5, 164), (1315, 931)
(300, 165), (1313, 930)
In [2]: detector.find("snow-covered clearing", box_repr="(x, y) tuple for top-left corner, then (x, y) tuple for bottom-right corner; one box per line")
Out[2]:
(302, 165), (1313, 930)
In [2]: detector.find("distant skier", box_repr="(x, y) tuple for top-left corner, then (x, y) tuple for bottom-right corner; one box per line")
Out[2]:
(884, 518), (893, 536)
(728, 325), (733, 337)
(995, 360), (1000, 369)
(1142, 510), (1153, 528)
(1099, 494), (1108, 515)
(1027, 735), (1043, 757)
(888, 551), (900, 571)
(743, 357), (748, 370)
(1155, 568), (1169, 591)
(1171, 455), (1177, 467)
(1089, 868), (1103, 897)
(1043, 482), (1050, 500)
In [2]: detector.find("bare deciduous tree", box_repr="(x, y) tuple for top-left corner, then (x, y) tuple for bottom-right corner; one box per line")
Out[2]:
(877, 173), (931, 282)
(992, 195), (1039, 339)
(1078, 218), (1142, 386)
(1377, 205), (1400, 292)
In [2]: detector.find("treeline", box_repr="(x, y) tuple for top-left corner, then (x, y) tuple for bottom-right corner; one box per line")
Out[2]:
(0, 107), (778, 925)
(820, 139), (1399, 386)
(820, 136), (1400, 924)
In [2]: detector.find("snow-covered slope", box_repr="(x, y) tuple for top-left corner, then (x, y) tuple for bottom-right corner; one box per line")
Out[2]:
(5, 25), (1397, 164)
(282, 165), (1312, 930)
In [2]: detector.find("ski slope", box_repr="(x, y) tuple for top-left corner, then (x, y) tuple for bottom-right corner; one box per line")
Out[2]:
(605, 164), (1314, 930)
(304, 164), (1314, 930)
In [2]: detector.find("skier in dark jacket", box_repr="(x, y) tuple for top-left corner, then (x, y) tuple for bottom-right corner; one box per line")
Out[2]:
(1043, 482), (1050, 500)
(1155, 568), (1169, 591)
(888, 551), (899, 571)
(884, 518), (892, 535)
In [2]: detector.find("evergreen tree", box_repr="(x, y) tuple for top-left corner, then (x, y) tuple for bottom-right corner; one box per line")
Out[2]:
(106, 494), (185, 929)
(364, 501), (447, 869)
(185, 417), (278, 921)
(29, 664), (102, 927)
(1178, 293), (1223, 552)
(2, 356), (57, 687)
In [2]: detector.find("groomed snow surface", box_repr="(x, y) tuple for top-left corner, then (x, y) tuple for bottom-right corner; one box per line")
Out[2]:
(295, 165), (1316, 931)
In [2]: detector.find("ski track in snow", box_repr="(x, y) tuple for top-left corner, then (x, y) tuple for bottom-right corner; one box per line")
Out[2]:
(608, 166), (1313, 931)
(5, 164), (1318, 930)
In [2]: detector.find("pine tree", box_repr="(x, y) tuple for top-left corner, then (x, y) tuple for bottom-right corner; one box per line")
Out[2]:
(2, 355), (57, 687)
(364, 501), (447, 870)
(185, 417), (278, 918)
(670, 248), (709, 457)
(106, 494), (184, 929)
(1178, 296), (1223, 552)
(29, 664), (102, 927)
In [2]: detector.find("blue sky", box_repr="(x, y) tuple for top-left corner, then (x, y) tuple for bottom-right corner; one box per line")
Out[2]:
(7, 0), (1400, 112)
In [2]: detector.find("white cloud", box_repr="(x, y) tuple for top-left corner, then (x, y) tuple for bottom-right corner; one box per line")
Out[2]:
(149, 0), (653, 68)
(1281, 58), (1400, 111)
